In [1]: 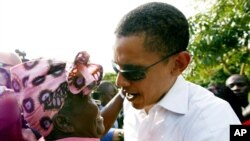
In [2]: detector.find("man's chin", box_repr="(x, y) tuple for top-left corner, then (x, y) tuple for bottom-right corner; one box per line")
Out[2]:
(131, 103), (144, 109)
(131, 103), (153, 111)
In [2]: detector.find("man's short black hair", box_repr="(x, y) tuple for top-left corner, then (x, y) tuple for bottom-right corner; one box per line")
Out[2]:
(115, 2), (189, 57)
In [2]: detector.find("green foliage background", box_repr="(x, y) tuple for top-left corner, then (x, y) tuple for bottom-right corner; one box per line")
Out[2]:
(185, 0), (250, 86)
(103, 72), (117, 84)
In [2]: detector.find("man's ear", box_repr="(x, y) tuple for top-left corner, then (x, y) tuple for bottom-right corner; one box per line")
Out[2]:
(53, 114), (74, 133)
(171, 51), (191, 75)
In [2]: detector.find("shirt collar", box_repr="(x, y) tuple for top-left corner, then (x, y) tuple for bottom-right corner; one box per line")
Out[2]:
(157, 75), (189, 114)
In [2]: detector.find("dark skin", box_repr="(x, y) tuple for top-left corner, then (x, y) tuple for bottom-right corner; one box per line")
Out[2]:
(101, 94), (124, 135)
(46, 93), (105, 140)
(96, 81), (118, 106)
(226, 74), (250, 107)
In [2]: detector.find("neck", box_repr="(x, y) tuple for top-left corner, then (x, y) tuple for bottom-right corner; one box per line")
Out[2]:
(144, 105), (153, 114)
(144, 90), (168, 114)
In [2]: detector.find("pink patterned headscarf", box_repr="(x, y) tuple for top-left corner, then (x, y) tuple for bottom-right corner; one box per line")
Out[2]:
(0, 51), (22, 88)
(0, 63), (12, 88)
(10, 51), (103, 137)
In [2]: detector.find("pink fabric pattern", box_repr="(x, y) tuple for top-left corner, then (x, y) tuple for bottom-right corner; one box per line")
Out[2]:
(10, 51), (103, 137)
(0, 64), (11, 88)
(67, 52), (102, 95)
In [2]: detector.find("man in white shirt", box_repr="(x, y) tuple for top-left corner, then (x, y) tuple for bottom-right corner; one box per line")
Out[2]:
(101, 2), (241, 141)
(123, 76), (240, 141)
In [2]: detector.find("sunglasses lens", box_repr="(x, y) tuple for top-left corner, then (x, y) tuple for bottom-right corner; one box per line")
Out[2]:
(112, 64), (119, 73)
(122, 70), (145, 81)
(112, 63), (146, 81)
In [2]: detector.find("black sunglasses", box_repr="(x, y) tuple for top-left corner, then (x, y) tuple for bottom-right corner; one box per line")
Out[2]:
(112, 51), (180, 81)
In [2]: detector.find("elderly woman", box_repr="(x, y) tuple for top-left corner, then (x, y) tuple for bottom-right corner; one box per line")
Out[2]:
(0, 51), (41, 141)
(10, 51), (105, 141)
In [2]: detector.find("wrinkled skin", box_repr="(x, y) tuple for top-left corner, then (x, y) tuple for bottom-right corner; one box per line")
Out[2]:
(52, 94), (105, 139)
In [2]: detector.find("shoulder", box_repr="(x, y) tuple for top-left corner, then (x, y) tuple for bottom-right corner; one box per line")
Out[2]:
(181, 82), (241, 140)
(186, 82), (241, 129)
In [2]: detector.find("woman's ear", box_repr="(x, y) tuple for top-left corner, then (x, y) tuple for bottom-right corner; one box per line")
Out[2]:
(171, 51), (191, 75)
(53, 114), (74, 133)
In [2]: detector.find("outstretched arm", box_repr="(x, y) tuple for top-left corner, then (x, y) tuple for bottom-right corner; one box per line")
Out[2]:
(101, 92), (124, 135)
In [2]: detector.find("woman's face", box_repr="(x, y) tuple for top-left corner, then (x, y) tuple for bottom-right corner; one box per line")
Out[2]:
(61, 94), (105, 138)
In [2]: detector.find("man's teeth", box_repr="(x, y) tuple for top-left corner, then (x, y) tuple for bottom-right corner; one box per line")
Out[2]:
(126, 93), (134, 99)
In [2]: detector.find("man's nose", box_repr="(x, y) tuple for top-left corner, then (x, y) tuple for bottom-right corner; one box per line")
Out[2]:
(115, 73), (130, 88)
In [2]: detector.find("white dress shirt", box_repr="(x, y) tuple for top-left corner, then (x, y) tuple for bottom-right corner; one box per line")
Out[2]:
(123, 76), (241, 141)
